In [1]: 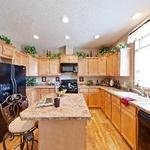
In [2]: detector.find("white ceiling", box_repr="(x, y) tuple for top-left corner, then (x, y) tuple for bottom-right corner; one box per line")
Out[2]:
(0, 0), (150, 53)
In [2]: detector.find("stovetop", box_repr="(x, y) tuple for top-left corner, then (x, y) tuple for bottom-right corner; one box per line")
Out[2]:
(59, 79), (78, 93)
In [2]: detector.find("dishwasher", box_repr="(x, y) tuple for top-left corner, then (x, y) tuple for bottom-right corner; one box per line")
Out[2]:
(138, 110), (150, 150)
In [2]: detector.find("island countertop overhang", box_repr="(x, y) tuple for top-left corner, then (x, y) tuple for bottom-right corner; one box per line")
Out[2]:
(20, 94), (91, 120)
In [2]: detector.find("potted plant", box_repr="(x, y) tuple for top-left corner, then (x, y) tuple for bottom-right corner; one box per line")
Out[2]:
(76, 51), (86, 58)
(0, 35), (12, 45)
(47, 52), (62, 59)
(23, 45), (37, 57)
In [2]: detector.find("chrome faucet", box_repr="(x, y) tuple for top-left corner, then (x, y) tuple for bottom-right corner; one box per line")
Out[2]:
(132, 87), (149, 98)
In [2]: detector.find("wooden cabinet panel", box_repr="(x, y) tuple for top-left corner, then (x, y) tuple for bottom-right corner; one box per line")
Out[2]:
(121, 108), (137, 149)
(28, 89), (40, 105)
(38, 58), (49, 76)
(104, 92), (111, 119)
(98, 57), (107, 75)
(2, 44), (15, 58)
(78, 58), (88, 76)
(99, 89), (105, 111)
(113, 52), (120, 76)
(106, 55), (113, 76)
(88, 92), (100, 108)
(112, 102), (121, 131)
(28, 56), (38, 76)
(40, 89), (50, 99)
(82, 93), (89, 106)
(49, 59), (60, 75)
(13, 51), (22, 65)
(88, 58), (99, 76)
(60, 55), (78, 63)
(0, 44), (3, 55)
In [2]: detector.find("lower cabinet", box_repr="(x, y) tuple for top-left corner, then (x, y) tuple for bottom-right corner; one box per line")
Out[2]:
(104, 92), (111, 119)
(88, 89), (100, 108)
(121, 104), (137, 149)
(40, 88), (50, 99)
(99, 89), (105, 112)
(111, 95), (121, 131)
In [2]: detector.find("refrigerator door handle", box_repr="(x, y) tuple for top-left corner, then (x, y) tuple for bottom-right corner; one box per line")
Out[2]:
(11, 65), (15, 94)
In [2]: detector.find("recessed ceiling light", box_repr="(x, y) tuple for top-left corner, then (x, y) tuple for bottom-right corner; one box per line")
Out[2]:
(132, 13), (142, 20)
(33, 35), (39, 39)
(62, 16), (69, 23)
(65, 35), (70, 40)
(94, 35), (100, 39)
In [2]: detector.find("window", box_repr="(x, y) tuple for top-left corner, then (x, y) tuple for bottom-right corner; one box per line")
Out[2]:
(128, 20), (150, 87)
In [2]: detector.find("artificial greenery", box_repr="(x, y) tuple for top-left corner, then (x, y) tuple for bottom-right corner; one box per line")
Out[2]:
(0, 35), (12, 45)
(76, 51), (87, 58)
(98, 44), (127, 56)
(26, 77), (37, 86)
(24, 45), (37, 57)
(86, 80), (94, 86)
(47, 52), (62, 59)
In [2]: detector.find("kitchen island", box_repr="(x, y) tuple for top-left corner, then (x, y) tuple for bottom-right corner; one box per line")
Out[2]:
(20, 94), (91, 150)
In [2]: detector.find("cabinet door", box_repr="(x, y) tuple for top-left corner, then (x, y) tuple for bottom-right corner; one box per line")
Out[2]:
(60, 55), (70, 63)
(81, 93), (89, 106)
(98, 57), (107, 75)
(104, 92), (111, 119)
(88, 58), (99, 76)
(121, 109), (137, 149)
(113, 52), (120, 76)
(78, 58), (88, 76)
(2, 44), (14, 58)
(28, 56), (38, 76)
(40, 89), (50, 99)
(88, 90), (100, 108)
(0, 44), (2, 55)
(69, 55), (78, 63)
(38, 58), (49, 76)
(30, 89), (40, 105)
(112, 102), (121, 131)
(21, 54), (29, 76)
(106, 54), (113, 76)
(13, 51), (22, 65)
(99, 90), (105, 111)
(49, 59), (60, 75)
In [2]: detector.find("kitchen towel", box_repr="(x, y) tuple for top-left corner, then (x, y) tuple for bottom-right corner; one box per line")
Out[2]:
(121, 97), (134, 106)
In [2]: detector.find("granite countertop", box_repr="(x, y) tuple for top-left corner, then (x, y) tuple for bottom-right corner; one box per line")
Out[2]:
(26, 85), (55, 90)
(79, 85), (150, 114)
(20, 94), (91, 120)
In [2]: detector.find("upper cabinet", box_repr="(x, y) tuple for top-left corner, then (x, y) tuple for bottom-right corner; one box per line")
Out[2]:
(60, 55), (78, 63)
(2, 44), (15, 58)
(38, 57), (50, 76)
(106, 48), (130, 76)
(38, 57), (60, 76)
(49, 59), (60, 75)
(98, 56), (107, 76)
(78, 58), (88, 76)
(88, 58), (99, 76)
(28, 55), (38, 76)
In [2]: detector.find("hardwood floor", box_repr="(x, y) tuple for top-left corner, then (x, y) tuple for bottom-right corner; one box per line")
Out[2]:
(0, 109), (131, 150)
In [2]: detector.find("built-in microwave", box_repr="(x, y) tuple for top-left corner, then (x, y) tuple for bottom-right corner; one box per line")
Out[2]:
(60, 63), (78, 73)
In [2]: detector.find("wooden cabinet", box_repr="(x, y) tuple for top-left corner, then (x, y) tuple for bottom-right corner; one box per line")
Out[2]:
(60, 55), (78, 63)
(38, 57), (50, 76)
(27, 88), (40, 106)
(88, 58), (99, 76)
(79, 88), (89, 105)
(49, 59), (60, 75)
(40, 89), (50, 99)
(28, 56), (38, 76)
(0, 44), (3, 55)
(104, 92), (111, 119)
(121, 104), (137, 149)
(99, 89), (105, 112)
(113, 52), (120, 76)
(78, 58), (88, 76)
(106, 54), (113, 76)
(13, 51), (22, 65)
(98, 57), (107, 75)
(111, 95), (121, 131)
(2, 44), (15, 58)
(88, 89), (100, 108)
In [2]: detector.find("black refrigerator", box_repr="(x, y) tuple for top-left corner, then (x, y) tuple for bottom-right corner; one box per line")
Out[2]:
(0, 63), (26, 142)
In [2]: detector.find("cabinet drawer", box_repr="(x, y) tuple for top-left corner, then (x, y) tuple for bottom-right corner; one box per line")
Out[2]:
(121, 104), (137, 116)
(79, 88), (89, 93)
(112, 95), (120, 106)
(89, 88), (99, 93)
